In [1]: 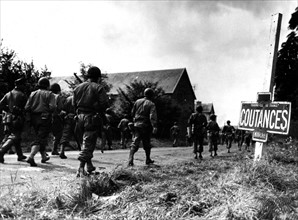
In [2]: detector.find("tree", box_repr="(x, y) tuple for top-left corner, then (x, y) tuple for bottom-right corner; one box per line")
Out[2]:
(65, 62), (112, 94)
(274, 7), (298, 120)
(0, 42), (51, 98)
(116, 80), (181, 138)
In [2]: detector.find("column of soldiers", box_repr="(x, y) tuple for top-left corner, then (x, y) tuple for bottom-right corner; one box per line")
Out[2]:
(0, 66), (253, 176)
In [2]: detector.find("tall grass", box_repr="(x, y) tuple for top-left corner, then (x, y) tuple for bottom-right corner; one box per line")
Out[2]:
(1, 139), (298, 219)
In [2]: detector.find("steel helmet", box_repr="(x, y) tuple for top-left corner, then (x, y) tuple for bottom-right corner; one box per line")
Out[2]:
(210, 114), (217, 120)
(50, 83), (61, 94)
(38, 77), (50, 89)
(144, 88), (154, 99)
(227, 120), (231, 124)
(86, 66), (101, 79)
(196, 105), (203, 113)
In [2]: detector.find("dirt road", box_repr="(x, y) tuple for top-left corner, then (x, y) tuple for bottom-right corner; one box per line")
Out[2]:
(0, 143), (249, 190)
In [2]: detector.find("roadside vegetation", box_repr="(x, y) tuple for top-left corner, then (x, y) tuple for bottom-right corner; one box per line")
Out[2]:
(1, 138), (298, 219)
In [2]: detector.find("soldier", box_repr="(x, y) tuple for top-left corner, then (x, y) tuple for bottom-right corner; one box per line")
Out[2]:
(0, 78), (27, 163)
(73, 66), (109, 177)
(128, 88), (158, 166)
(101, 108), (114, 151)
(206, 114), (220, 157)
(222, 120), (235, 153)
(170, 122), (180, 147)
(59, 95), (79, 159)
(117, 115), (130, 149)
(50, 83), (64, 156)
(187, 106), (207, 159)
(25, 77), (56, 166)
(244, 131), (252, 152)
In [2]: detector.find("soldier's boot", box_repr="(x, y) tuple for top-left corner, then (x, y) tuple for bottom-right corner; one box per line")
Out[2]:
(59, 144), (67, 159)
(51, 142), (59, 155)
(0, 139), (14, 163)
(145, 149), (154, 165)
(15, 144), (27, 161)
(76, 161), (87, 178)
(193, 152), (198, 159)
(86, 160), (96, 173)
(214, 151), (218, 157)
(128, 148), (136, 166)
(26, 145), (39, 167)
(41, 150), (50, 163)
(199, 153), (203, 159)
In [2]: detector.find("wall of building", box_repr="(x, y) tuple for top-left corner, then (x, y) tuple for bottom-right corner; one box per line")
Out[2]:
(171, 72), (195, 145)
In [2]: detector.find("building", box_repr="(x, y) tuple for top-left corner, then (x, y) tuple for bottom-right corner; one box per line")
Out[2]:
(51, 68), (196, 142)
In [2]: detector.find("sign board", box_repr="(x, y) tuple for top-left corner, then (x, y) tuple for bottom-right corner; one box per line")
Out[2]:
(238, 101), (291, 135)
(252, 129), (268, 142)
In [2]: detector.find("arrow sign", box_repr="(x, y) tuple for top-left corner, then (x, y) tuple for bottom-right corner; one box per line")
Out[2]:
(238, 101), (291, 135)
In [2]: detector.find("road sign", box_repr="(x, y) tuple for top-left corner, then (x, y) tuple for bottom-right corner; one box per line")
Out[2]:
(238, 101), (291, 135)
(252, 129), (268, 142)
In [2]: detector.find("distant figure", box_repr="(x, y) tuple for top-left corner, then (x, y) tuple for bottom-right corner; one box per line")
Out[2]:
(206, 114), (220, 157)
(170, 122), (180, 147)
(244, 131), (252, 152)
(128, 88), (158, 166)
(235, 129), (245, 151)
(118, 115), (131, 149)
(222, 120), (235, 153)
(187, 106), (207, 159)
(101, 108), (114, 151)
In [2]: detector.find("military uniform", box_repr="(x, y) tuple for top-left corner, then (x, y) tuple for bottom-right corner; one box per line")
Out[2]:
(128, 88), (158, 166)
(0, 78), (27, 163)
(187, 106), (207, 159)
(206, 115), (220, 157)
(222, 121), (235, 153)
(101, 110), (113, 150)
(50, 84), (64, 155)
(73, 66), (109, 176)
(170, 122), (180, 147)
(59, 95), (78, 159)
(117, 117), (130, 149)
(25, 77), (56, 166)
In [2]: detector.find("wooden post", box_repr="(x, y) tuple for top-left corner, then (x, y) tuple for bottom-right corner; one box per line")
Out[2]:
(255, 13), (282, 162)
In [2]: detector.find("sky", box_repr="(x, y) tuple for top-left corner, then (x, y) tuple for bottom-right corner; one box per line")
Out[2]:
(1, 0), (297, 126)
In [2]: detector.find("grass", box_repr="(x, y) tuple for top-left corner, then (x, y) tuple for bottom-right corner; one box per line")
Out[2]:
(1, 138), (298, 219)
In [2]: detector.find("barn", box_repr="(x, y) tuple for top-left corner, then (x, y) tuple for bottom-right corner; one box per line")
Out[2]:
(51, 68), (196, 143)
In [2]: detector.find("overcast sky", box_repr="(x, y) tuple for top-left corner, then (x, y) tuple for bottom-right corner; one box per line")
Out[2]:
(1, 0), (297, 126)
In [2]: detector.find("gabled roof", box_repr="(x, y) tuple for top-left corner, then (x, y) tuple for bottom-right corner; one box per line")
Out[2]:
(50, 68), (196, 98)
(107, 68), (188, 95)
(202, 103), (214, 114)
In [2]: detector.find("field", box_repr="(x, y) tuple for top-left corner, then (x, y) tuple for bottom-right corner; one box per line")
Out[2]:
(0, 138), (298, 220)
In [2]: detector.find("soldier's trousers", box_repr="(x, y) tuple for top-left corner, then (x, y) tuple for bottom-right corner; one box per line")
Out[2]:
(130, 126), (152, 153)
(192, 134), (204, 154)
(30, 113), (52, 151)
(52, 115), (63, 149)
(76, 113), (100, 162)
(60, 116), (76, 146)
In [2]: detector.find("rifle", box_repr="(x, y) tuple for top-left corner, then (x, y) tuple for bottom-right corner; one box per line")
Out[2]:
(74, 72), (83, 83)
(117, 87), (134, 109)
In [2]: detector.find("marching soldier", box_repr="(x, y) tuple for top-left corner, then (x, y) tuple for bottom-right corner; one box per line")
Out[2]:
(73, 66), (109, 177)
(0, 78), (27, 163)
(128, 88), (158, 166)
(222, 120), (235, 153)
(187, 106), (207, 159)
(170, 122), (180, 147)
(117, 115), (130, 149)
(206, 114), (220, 157)
(59, 95), (79, 159)
(25, 77), (56, 166)
(50, 83), (64, 156)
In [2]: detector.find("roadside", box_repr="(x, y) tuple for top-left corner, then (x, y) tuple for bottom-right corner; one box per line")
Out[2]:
(0, 142), (253, 190)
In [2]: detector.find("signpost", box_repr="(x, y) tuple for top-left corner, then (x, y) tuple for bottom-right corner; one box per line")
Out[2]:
(238, 13), (285, 161)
